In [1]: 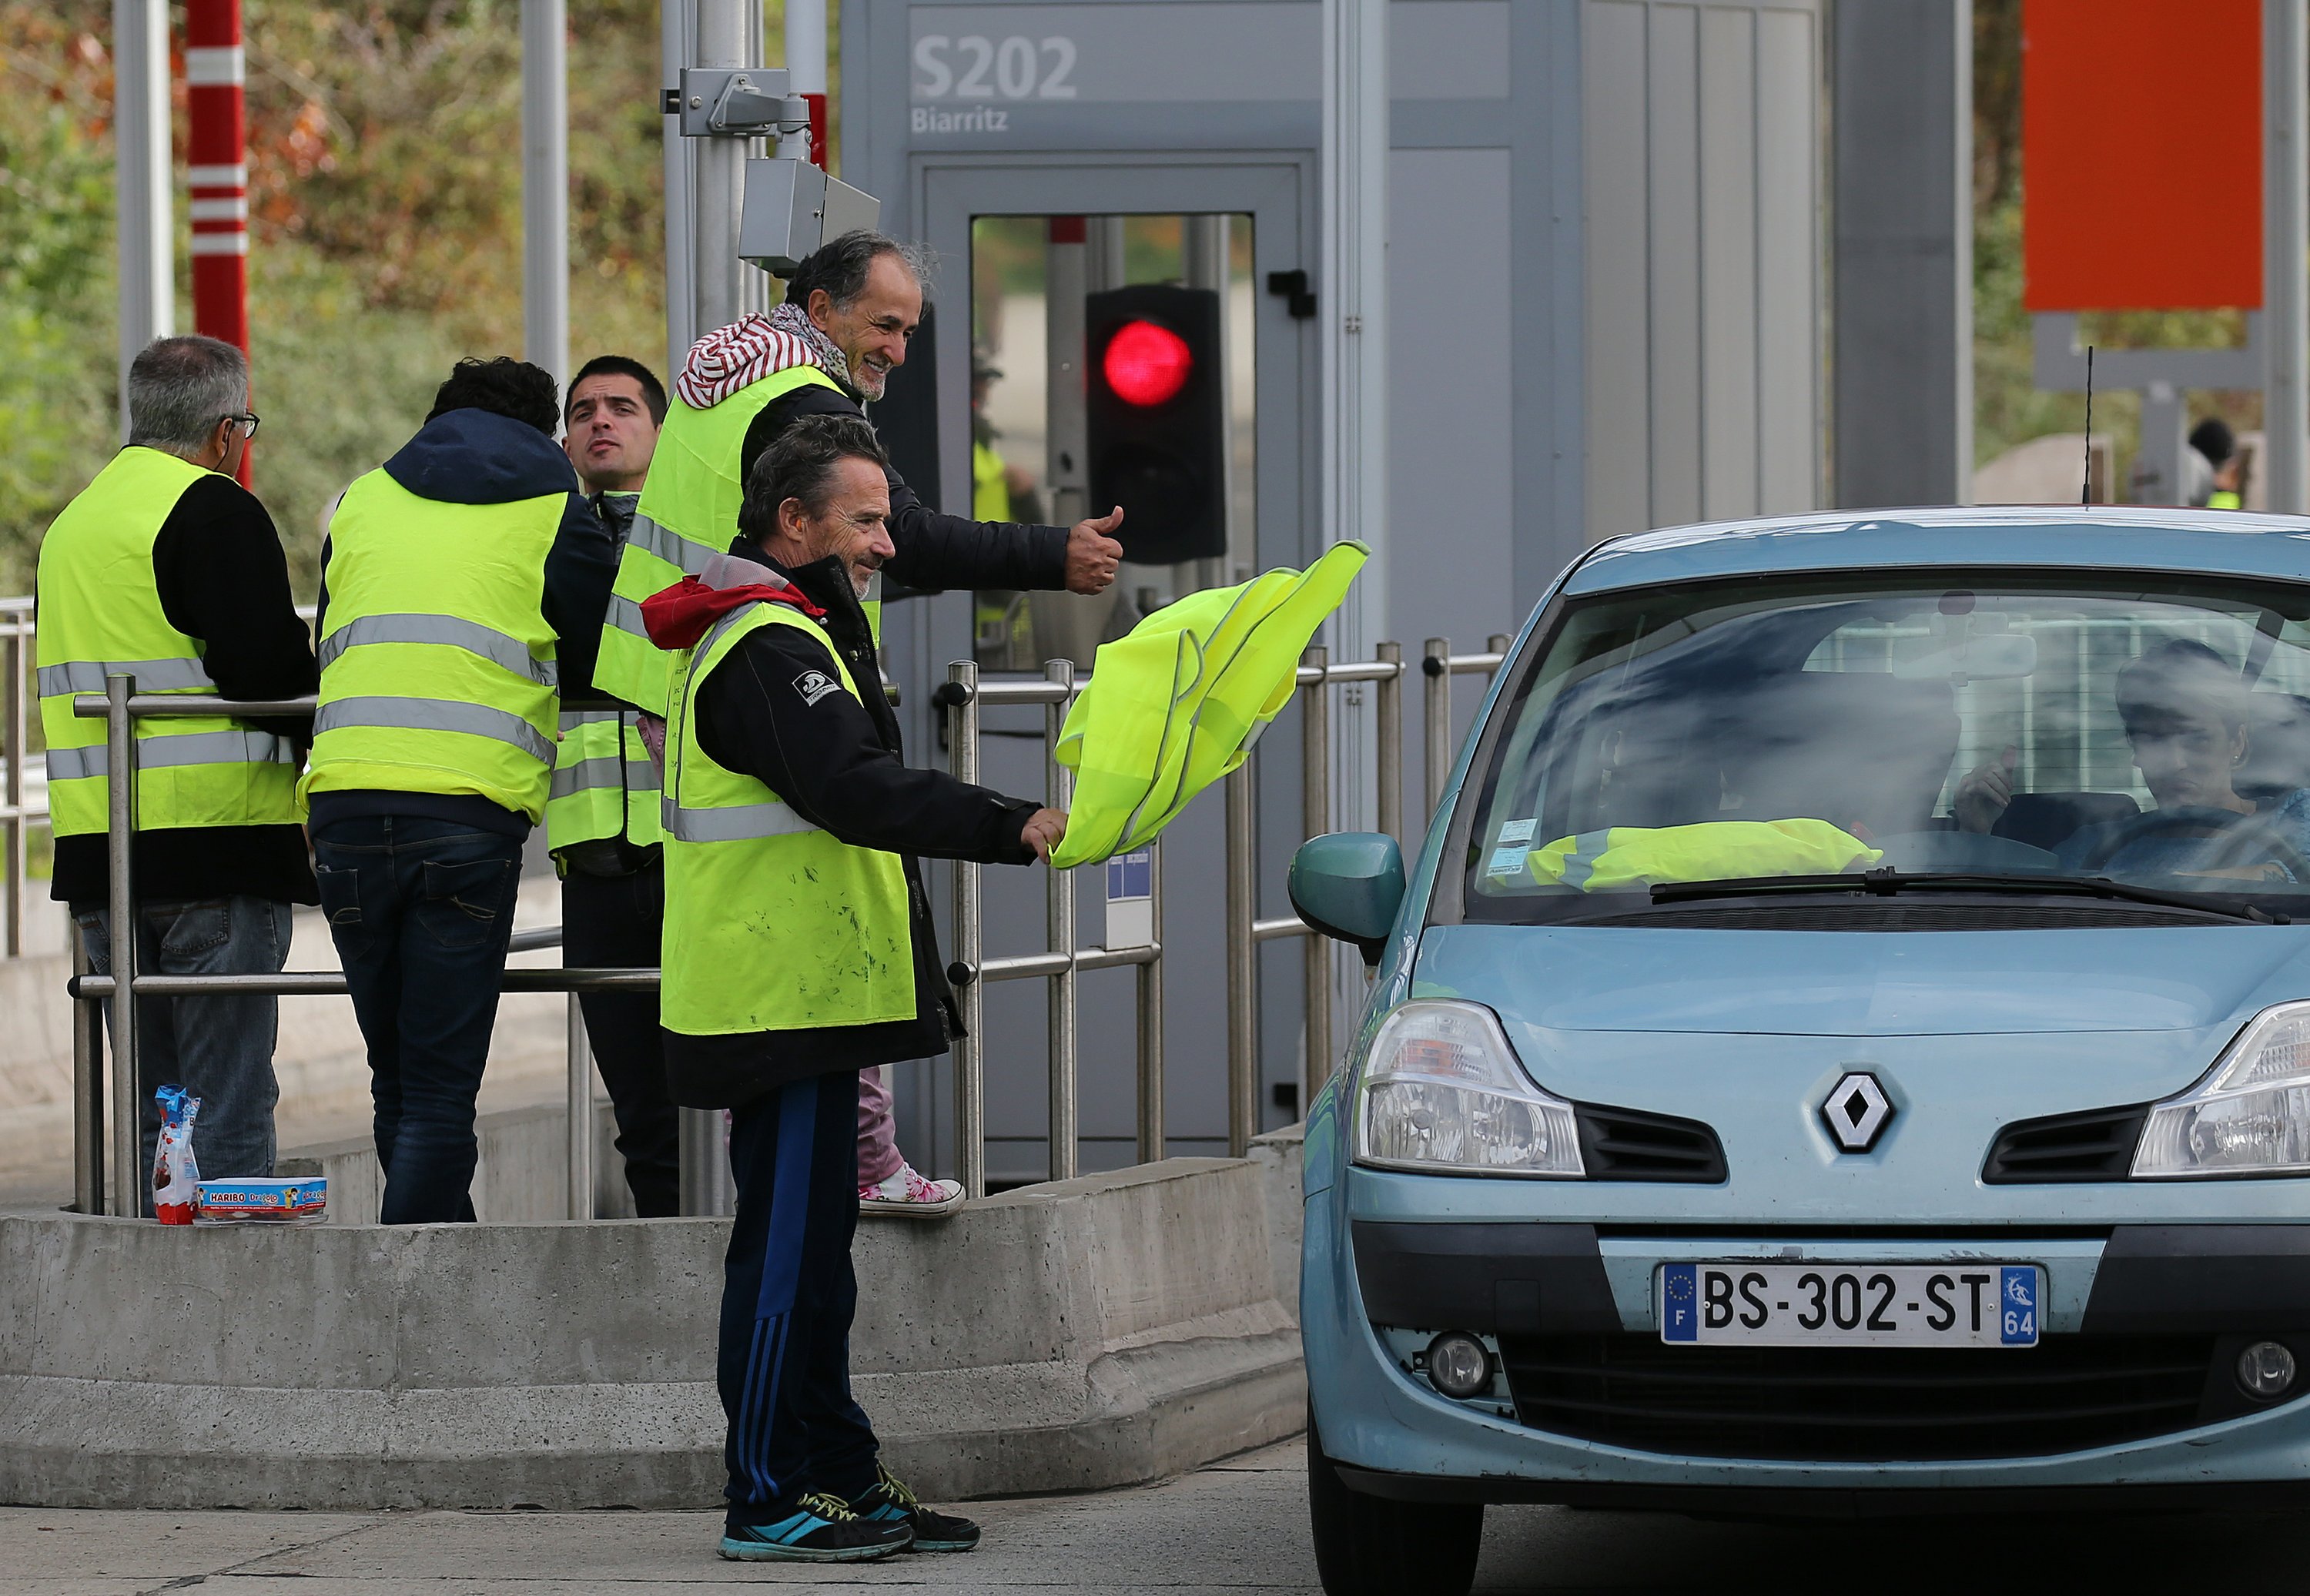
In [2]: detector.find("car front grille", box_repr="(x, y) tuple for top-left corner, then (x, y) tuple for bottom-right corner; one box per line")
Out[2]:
(1574, 1104), (1726, 1183)
(1497, 1333), (2214, 1460)
(1982, 1105), (2150, 1183)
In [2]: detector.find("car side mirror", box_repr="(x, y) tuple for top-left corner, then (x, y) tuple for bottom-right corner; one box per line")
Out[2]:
(1288, 832), (1406, 966)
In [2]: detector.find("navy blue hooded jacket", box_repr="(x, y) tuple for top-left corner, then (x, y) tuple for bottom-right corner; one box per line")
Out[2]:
(310, 407), (617, 837)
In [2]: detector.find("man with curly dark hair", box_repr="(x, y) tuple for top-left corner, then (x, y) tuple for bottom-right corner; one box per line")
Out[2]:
(303, 356), (616, 1223)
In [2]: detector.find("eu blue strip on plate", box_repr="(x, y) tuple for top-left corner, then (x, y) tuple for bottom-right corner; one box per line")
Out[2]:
(1661, 1263), (1699, 1342)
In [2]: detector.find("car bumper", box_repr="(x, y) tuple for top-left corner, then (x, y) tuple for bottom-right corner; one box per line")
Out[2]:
(1305, 1196), (2310, 1500)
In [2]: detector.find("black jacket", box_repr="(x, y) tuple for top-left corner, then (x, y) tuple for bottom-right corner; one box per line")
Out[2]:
(661, 538), (1043, 1109)
(47, 464), (319, 906)
(745, 382), (1068, 594)
(308, 408), (618, 840)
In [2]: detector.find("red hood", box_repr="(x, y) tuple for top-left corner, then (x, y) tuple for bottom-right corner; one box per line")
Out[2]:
(641, 574), (825, 651)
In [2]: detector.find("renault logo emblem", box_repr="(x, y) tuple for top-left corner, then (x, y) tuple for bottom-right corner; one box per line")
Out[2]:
(1822, 1072), (1893, 1153)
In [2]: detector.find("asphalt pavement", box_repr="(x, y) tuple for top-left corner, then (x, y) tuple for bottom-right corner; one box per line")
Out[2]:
(5, 1437), (2304, 1594)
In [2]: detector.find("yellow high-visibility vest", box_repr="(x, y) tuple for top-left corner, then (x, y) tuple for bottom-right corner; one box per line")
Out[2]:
(1511, 819), (1883, 892)
(1049, 541), (1369, 868)
(300, 468), (564, 822)
(35, 447), (302, 836)
(973, 439), (1009, 520)
(658, 599), (913, 1035)
(599, 364), (845, 721)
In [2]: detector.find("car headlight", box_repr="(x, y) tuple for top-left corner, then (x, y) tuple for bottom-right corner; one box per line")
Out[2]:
(2135, 1001), (2310, 1178)
(1354, 999), (1583, 1176)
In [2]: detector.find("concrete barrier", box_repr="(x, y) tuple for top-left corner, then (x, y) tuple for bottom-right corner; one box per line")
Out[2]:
(0, 1154), (1304, 1509)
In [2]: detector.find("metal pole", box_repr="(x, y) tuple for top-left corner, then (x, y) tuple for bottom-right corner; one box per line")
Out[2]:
(661, 0), (698, 376)
(104, 674), (139, 1216)
(2268, 0), (2308, 514)
(1135, 837), (1165, 1164)
(113, 0), (172, 441)
(565, 995), (591, 1220)
(1374, 641), (1401, 848)
(1044, 658), (1078, 1182)
(186, 0), (249, 486)
(692, 0), (752, 337)
(1489, 634), (1513, 670)
(1224, 766), (1256, 1157)
(1301, 648), (1334, 1100)
(948, 662), (986, 1197)
(1423, 637), (1451, 820)
(3, 621), (22, 958)
(521, 0), (570, 387)
(1046, 219), (1090, 530)
(72, 932), (103, 1216)
(785, 0), (829, 166)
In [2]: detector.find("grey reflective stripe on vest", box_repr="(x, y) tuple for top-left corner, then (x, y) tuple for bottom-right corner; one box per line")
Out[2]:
(627, 513), (723, 574)
(313, 696), (556, 765)
(560, 708), (622, 730)
(606, 594), (650, 639)
(550, 755), (660, 798)
(44, 727), (296, 781)
(36, 656), (218, 696)
(317, 612), (557, 688)
(1554, 830), (1615, 891)
(659, 794), (819, 842)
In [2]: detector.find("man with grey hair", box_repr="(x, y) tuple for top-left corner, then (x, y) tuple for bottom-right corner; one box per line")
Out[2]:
(35, 335), (316, 1199)
(593, 230), (1125, 1215)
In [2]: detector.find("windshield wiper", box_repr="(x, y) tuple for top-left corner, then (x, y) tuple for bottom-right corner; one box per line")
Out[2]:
(1650, 868), (2289, 925)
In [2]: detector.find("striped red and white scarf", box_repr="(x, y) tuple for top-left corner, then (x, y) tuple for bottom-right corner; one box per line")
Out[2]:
(671, 302), (849, 409)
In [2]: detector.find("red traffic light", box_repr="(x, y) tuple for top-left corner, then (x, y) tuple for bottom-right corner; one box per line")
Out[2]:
(1102, 318), (1193, 407)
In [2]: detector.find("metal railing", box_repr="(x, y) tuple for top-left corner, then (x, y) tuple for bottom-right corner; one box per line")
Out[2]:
(2, 597), (39, 958)
(59, 631), (1515, 1217)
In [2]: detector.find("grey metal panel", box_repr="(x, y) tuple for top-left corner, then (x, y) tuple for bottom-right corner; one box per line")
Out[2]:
(1699, 5), (1759, 520)
(1582, 0), (1652, 540)
(1830, 0), (1969, 509)
(1388, 2), (1511, 99)
(1755, 5), (1818, 514)
(1645, 3), (1703, 529)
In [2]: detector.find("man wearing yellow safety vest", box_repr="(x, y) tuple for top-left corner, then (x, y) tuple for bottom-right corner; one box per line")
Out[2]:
(37, 334), (317, 1200)
(303, 357), (616, 1226)
(591, 229), (1123, 1218)
(641, 414), (1060, 1561)
(553, 353), (682, 1216)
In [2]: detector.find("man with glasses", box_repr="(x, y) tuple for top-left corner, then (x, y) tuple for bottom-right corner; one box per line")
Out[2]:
(35, 335), (316, 1200)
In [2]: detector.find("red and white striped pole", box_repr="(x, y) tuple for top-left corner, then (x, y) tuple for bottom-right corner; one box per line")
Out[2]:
(785, 0), (829, 169)
(185, 0), (250, 483)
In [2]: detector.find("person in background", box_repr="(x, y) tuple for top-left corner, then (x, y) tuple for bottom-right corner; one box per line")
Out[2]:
(644, 413), (1060, 1561)
(2191, 418), (2247, 510)
(551, 354), (681, 1216)
(303, 356), (615, 1225)
(35, 334), (316, 1199)
(969, 349), (1043, 665)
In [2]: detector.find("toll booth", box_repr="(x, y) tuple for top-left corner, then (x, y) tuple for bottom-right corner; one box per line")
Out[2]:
(844, 0), (1827, 1183)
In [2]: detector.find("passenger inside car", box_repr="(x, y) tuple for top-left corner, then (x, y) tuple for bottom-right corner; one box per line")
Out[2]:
(1954, 638), (2310, 880)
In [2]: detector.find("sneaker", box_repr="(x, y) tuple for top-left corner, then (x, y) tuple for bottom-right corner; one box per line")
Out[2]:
(848, 1465), (981, 1553)
(718, 1491), (913, 1562)
(859, 1160), (965, 1217)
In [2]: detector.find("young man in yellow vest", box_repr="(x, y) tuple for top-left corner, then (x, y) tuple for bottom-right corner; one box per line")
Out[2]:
(36, 334), (316, 1197)
(552, 354), (681, 1215)
(303, 357), (615, 1225)
(644, 414), (1060, 1561)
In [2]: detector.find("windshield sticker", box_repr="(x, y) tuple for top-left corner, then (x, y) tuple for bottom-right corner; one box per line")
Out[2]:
(1497, 818), (1538, 844)
(1487, 843), (1532, 878)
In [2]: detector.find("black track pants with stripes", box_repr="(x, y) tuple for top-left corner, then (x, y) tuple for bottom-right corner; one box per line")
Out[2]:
(718, 1069), (881, 1525)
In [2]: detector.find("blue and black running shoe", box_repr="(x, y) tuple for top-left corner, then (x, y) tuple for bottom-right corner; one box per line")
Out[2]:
(848, 1465), (982, 1552)
(718, 1491), (913, 1562)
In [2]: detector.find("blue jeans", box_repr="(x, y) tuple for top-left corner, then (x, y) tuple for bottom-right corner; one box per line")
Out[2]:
(72, 895), (291, 1212)
(313, 815), (524, 1225)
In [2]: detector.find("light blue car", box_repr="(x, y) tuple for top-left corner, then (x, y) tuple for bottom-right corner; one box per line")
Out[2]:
(1291, 509), (2310, 1596)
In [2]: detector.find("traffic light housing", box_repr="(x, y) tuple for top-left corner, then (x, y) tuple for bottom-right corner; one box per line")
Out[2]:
(1086, 284), (1226, 564)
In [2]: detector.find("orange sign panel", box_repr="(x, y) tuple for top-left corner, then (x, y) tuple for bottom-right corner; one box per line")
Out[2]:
(2023, 0), (2262, 311)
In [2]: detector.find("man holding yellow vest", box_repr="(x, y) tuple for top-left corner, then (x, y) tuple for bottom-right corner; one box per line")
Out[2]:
(303, 356), (614, 1225)
(37, 334), (316, 1196)
(641, 414), (1059, 1561)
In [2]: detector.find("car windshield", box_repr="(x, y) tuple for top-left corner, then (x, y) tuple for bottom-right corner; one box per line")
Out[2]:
(1464, 570), (2310, 922)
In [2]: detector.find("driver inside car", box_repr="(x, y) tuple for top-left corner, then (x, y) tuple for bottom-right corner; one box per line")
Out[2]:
(1953, 637), (2310, 881)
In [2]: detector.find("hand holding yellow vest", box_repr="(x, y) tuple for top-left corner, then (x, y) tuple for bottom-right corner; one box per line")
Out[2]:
(1049, 541), (1368, 868)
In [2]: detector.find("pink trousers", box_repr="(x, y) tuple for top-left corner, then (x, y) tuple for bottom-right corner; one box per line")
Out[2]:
(855, 1065), (903, 1186)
